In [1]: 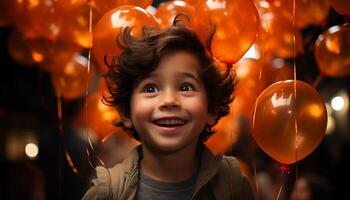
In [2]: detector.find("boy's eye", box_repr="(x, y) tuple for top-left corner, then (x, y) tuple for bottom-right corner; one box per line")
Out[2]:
(144, 85), (159, 93)
(179, 83), (195, 92)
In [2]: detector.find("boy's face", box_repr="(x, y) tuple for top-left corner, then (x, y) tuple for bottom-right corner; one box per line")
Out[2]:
(125, 51), (214, 154)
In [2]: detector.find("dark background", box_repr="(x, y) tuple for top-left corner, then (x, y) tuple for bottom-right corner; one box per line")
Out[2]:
(0, 1), (349, 199)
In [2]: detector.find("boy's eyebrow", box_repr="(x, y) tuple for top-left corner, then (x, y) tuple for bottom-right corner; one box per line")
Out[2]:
(176, 72), (202, 84)
(144, 72), (202, 84)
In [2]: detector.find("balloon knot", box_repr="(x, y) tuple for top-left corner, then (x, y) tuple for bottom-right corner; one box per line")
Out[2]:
(279, 165), (291, 174)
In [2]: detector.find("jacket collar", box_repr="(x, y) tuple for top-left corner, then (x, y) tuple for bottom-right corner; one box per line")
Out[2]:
(120, 144), (223, 199)
(192, 144), (223, 198)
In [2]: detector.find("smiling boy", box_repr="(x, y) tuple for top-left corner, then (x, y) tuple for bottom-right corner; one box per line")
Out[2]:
(82, 22), (255, 200)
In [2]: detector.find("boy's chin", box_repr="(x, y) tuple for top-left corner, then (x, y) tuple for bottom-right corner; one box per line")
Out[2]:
(142, 140), (198, 156)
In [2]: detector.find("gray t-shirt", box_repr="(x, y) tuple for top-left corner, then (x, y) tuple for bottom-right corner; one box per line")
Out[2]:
(135, 171), (197, 200)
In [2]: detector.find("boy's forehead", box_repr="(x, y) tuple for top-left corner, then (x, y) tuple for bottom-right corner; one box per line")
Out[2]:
(146, 71), (202, 83)
(135, 51), (203, 84)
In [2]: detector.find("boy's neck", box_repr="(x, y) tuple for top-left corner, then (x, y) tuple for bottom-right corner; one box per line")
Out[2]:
(140, 142), (200, 183)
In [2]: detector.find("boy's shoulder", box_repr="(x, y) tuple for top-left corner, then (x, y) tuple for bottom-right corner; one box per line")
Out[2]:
(216, 155), (255, 200)
(82, 147), (140, 200)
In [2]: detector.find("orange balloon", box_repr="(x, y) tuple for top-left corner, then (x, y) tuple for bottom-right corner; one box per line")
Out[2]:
(253, 80), (327, 164)
(263, 58), (294, 86)
(91, 0), (152, 14)
(330, 0), (350, 15)
(82, 92), (121, 140)
(7, 30), (35, 66)
(294, 0), (330, 28)
(55, 0), (85, 11)
(232, 59), (268, 122)
(0, 3), (11, 27)
(255, 2), (304, 58)
(28, 38), (82, 73)
(182, 0), (198, 6)
(315, 24), (350, 77)
(194, 0), (259, 64)
(155, 1), (195, 29)
(10, 0), (64, 40)
(206, 113), (242, 154)
(206, 59), (267, 153)
(51, 54), (93, 100)
(92, 5), (159, 73)
(60, 5), (101, 48)
(256, 0), (330, 29)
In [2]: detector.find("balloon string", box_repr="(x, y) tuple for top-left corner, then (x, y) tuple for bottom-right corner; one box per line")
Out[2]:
(312, 74), (323, 88)
(292, 0), (299, 164)
(85, 4), (108, 170)
(292, 0), (296, 84)
(259, 12), (269, 81)
(275, 171), (284, 200)
(252, 98), (260, 200)
(252, 152), (259, 200)
(275, 165), (290, 200)
(56, 92), (79, 175)
(295, 162), (299, 199)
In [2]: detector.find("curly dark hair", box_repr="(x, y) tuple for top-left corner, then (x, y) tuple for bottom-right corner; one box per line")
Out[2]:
(103, 21), (235, 142)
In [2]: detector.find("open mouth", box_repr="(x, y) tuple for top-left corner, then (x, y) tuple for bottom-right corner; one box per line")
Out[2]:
(153, 119), (187, 127)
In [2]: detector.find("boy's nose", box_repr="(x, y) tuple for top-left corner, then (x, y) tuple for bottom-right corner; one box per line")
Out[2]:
(159, 90), (180, 110)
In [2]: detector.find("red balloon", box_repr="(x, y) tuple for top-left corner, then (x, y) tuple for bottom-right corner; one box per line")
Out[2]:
(315, 24), (350, 77)
(92, 5), (159, 73)
(194, 0), (259, 64)
(253, 80), (327, 164)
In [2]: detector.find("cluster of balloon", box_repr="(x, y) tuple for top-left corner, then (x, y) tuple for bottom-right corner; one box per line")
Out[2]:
(92, 5), (160, 73)
(315, 24), (350, 77)
(193, 0), (260, 65)
(252, 80), (327, 164)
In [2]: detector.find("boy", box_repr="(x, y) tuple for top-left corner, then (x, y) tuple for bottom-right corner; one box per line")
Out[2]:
(82, 21), (255, 200)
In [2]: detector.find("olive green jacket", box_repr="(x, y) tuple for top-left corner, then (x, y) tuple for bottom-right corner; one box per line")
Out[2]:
(82, 145), (255, 200)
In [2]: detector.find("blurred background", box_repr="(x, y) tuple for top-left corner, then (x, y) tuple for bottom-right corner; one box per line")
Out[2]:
(0, 0), (349, 199)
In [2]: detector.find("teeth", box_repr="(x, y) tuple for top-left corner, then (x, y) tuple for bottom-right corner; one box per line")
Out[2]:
(155, 119), (186, 126)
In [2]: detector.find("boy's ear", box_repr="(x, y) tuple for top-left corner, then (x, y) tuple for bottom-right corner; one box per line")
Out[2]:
(122, 117), (133, 128)
(118, 110), (133, 128)
(207, 114), (217, 126)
